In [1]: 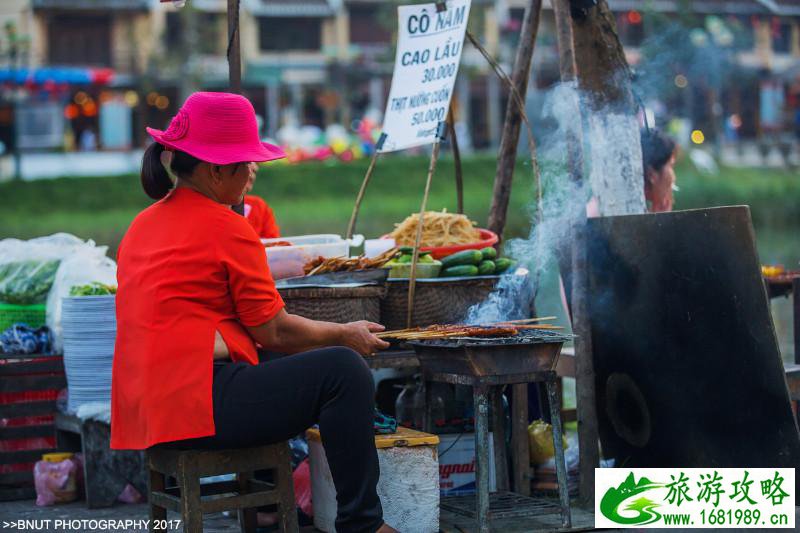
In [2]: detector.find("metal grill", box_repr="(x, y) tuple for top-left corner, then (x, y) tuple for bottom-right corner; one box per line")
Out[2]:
(411, 329), (574, 348)
(441, 491), (563, 520)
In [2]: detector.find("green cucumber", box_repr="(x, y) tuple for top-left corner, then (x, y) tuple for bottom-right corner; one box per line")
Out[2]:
(495, 258), (515, 273)
(480, 247), (497, 261)
(398, 246), (415, 254)
(478, 260), (496, 275)
(441, 249), (483, 268)
(441, 265), (479, 277)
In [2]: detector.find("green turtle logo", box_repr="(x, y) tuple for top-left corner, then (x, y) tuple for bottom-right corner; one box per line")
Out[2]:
(600, 472), (665, 525)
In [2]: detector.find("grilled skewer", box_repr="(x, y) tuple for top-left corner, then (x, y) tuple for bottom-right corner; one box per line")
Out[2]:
(377, 325), (519, 340)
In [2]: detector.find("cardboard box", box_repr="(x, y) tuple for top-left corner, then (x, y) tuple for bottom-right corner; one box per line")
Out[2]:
(438, 432), (497, 496)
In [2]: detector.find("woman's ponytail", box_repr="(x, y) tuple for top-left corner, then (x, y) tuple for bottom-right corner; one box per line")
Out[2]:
(140, 142), (173, 200)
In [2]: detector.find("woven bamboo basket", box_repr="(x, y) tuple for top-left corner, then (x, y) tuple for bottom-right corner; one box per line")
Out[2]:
(279, 285), (387, 323)
(380, 277), (499, 330)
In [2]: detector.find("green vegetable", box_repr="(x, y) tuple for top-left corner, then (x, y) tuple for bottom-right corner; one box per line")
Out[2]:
(480, 247), (497, 261)
(478, 260), (496, 275)
(419, 254), (434, 264)
(495, 258), (515, 273)
(398, 254), (412, 264)
(398, 246), (415, 254)
(441, 265), (479, 277)
(69, 282), (117, 296)
(441, 250), (483, 268)
(0, 260), (61, 305)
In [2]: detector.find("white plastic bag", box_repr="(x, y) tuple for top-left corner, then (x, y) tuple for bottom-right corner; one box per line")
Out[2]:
(34, 457), (79, 506)
(0, 234), (93, 305)
(0, 233), (117, 352)
(46, 242), (116, 353)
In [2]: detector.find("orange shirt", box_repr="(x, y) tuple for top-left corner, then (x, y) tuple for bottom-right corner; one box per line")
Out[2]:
(244, 195), (280, 239)
(111, 187), (284, 450)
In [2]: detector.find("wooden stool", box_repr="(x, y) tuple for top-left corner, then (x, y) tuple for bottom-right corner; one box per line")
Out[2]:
(146, 443), (299, 533)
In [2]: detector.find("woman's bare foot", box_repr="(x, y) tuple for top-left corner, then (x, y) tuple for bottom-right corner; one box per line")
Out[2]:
(376, 524), (399, 533)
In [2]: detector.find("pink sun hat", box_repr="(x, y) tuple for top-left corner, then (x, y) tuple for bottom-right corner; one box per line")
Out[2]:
(146, 92), (285, 165)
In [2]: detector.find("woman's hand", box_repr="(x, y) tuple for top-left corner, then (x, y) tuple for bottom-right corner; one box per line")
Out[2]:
(339, 321), (390, 356)
(246, 310), (389, 356)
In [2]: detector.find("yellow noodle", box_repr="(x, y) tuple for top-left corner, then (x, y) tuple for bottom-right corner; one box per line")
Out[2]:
(389, 210), (481, 247)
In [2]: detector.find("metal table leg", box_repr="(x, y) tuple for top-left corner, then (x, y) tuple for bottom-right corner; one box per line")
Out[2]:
(473, 384), (491, 533)
(546, 379), (572, 528)
(423, 379), (433, 433)
(491, 386), (510, 491)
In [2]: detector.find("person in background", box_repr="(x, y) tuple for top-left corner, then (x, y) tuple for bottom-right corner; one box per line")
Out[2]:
(641, 128), (678, 213)
(244, 174), (280, 239)
(587, 128), (678, 217)
(79, 128), (97, 152)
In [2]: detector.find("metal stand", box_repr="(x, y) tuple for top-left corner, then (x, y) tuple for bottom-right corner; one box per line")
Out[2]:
(426, 371), (572, 532)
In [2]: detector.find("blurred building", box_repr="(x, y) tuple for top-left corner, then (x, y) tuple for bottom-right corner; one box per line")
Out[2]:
(0, 0), (798, 159)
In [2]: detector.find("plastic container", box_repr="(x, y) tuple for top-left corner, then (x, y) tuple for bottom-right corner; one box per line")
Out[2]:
(365, 238), (396, 258)
(395, 380), (424, 430)
(262, 234), (351, 280)
(34, 452), (78, 505)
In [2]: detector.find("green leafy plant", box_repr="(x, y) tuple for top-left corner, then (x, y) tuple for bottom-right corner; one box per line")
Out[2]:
(0, 260), (61, 305)
(69, 282), (117, 296)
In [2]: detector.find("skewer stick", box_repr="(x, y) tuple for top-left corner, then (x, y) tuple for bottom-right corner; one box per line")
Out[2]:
(494, 316), (557, 325)
(407, 139), (442, 328)
(509, 324), (564, 330)
(378, 317), (557, 338)
(447, 104), (464, 214)
(346, 150), (381, 240)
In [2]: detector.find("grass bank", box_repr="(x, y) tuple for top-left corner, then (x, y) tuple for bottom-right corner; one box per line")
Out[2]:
(1, 155), (798, 258)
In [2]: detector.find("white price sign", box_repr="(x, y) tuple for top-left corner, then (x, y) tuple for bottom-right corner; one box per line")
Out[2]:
(379, 0), (471, 153)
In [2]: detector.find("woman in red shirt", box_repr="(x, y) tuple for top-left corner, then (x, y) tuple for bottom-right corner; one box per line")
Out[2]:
(111, 92), (394, 533)
(244, 171), (280, 239)
(244, 190), (280, 239)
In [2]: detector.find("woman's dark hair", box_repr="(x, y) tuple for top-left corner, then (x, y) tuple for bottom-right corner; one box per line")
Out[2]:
(140, 142), (203, 200)
(640, 128), (676, 175)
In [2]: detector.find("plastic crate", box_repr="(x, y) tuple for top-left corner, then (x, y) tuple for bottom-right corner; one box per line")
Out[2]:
(0, 353), (64, 501)
(0, 303), (46, 332)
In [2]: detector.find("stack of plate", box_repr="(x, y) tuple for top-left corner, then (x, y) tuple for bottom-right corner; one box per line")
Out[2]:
(61, 295), (116, 413)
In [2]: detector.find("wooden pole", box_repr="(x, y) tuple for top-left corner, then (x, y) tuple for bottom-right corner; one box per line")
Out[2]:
(486, 0), (543, 240)
(227, 0), (244, 216)
(346, 151), (381, 240)
(552, 0), (599, 506)
(227, 0), (242, 94)
(570, 0), (645, 216)
(407, 141), (442, 328)
(447, 105), (464, 214)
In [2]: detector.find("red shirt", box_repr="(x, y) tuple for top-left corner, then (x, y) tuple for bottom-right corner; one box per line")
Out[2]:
(244, 195), (280, 239)
(111, 187), (284, 450)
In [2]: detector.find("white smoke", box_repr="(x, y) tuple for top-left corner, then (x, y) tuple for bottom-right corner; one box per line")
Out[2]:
(466, 81), (644, 324)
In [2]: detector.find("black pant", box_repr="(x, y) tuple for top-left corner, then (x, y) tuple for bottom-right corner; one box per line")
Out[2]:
(161, 346), (383, 533)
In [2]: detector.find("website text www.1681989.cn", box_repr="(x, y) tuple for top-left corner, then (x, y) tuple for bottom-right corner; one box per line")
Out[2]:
(660, 509), (790, 526)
